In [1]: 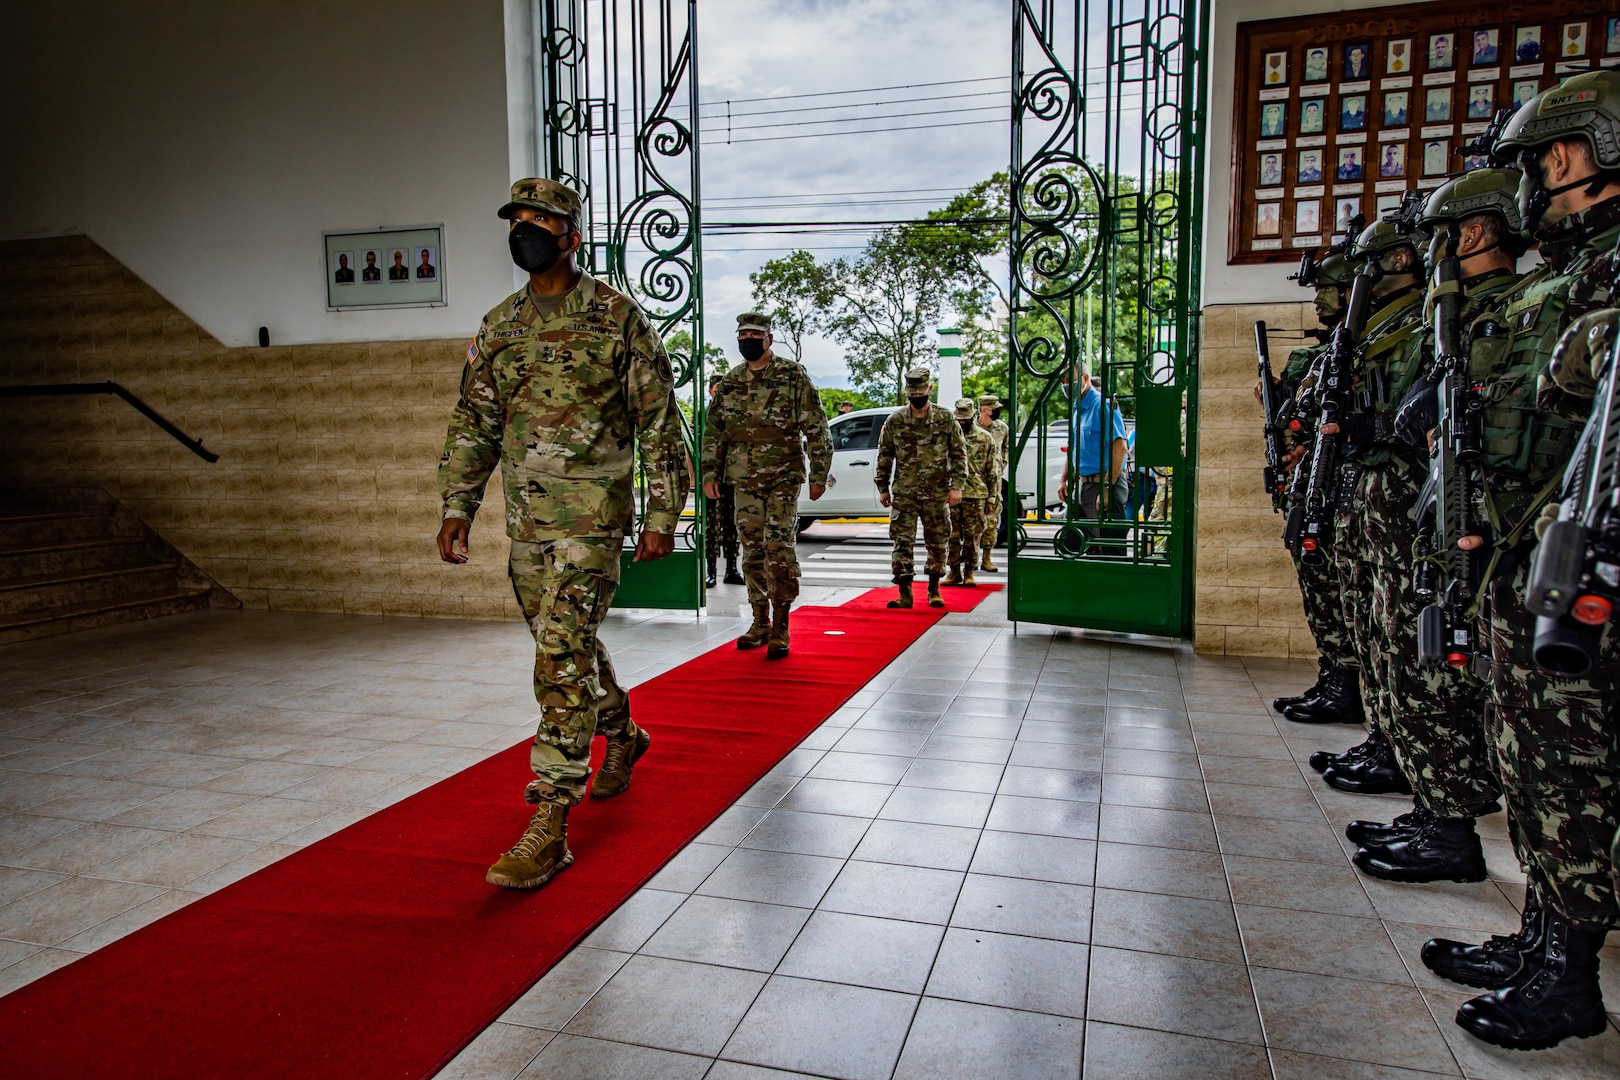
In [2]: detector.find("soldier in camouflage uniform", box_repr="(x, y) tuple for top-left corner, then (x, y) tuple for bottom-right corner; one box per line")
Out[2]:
(945, 397), (998, 586)
(975, 394), (1010, 571)
(437, 178), (689, 890)
(875, 367), (966, 609)
(703, 375), (743, 588)
(701, 312), (831, 659)
(1414, 73), (1620, 1051)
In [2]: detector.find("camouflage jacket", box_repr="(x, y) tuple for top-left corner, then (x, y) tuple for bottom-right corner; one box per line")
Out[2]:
(438, 272), (690, 540)
(1344, 285), (1428, 471)
(700, 354), (831, 493)
(875, 404), (967, 499)
(961, 422), (998, 500)
(976, 416), (1010, 478)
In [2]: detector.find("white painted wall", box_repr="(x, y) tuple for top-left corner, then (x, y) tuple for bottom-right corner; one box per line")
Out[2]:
(0, 1), (515, 346)
(1203, 0), (1427, 306)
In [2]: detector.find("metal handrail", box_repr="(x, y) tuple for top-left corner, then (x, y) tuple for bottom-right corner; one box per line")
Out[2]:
(0, 382), (218, 462)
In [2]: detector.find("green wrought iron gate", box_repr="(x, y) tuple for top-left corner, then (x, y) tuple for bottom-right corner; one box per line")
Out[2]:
(1006, 0), (1207, 636)
(534, 0), (706, 609)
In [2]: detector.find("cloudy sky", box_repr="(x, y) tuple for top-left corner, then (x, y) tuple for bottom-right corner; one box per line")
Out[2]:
(685, 0), (1012, 387)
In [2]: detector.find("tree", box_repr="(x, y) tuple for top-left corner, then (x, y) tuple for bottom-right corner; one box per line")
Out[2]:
(749, 250), (826, 362)
(818, 387), (882, 415)
(662, 329), (726, 383)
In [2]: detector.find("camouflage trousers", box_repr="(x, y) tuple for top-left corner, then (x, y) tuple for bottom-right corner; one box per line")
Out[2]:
(734, 485), (801, 607)
(947, 497), (986, 571)
(889, 495), (949, 579)
(1479, 562), (1620, 931)
(509, 536), (631, 806)
(1328, 514), (1382, 730)
(703, 480), (738, 560)
(979, 480), (1005, 552)
(1293, 544), (1351, 669)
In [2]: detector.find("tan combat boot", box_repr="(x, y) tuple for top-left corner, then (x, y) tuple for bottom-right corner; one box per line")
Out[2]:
(887, 577), (914, 608)
(766, 603), (792, 660)
(943, 565), (963, 586)
(981, 553), (998, 572)
(591, 720), (650, 798)
(737, 600), (771, 649)
(486, 801), (572, 889)
(963, 565), (977, 586)
(927, 573), (945, 608)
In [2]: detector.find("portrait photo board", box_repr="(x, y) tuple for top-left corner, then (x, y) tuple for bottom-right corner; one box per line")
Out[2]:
(323, 225), (446, 310)
(1228, 1), (1613, 265)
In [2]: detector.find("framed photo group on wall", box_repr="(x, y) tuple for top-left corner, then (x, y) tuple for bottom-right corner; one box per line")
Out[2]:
(1230, 2), (1620, 265)
(323, 225), (447, 310)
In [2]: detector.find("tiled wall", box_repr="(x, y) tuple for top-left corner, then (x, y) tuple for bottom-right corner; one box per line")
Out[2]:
(0, 236), (521, 620)
(1195, 301), (1320, 658)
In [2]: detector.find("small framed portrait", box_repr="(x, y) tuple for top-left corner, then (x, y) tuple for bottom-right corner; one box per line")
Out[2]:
(1295, 200), (1322, 235)
(1425, 87), (1452, 122)
(1298, 149), (1324, 183)
(1340, 94), (1367, 131)
(1260, 101), (1287, 138)
(387, 248), (411, 281)
(1564, 22), (1588, 57)
(1378, 143), (1406, 178)
(1386, 39), (1412, 74)
(1464, 153), (1491, 172)
(414, 246), (438, 280)
(1376, 193), (1403, 216)
(360, 249), (383, 283)
(1303, 45), (1330, 82)
(1336, 146), (1364, 180)
(1383, 91), (1409, 126)
(1256, 202), (1282, 237)
(1343, 41), (1372, 79)
(1608, 18), (1620, 55)
(1429, 33), (1456, 70)
(1335, 196), (1362, 233)
(1263, 51), (1288, 85)
(1259, 152), (1284, 186)
(1467, 84), (1494, 120)
(1516, 27), (1542, 62)
(1423, 139), (1450, 176)
(1512, 81), (1539, 111)
(333, 251), (356, 286)
(1470, 29), (1499, 66)
(1300, 98), (1326, 134)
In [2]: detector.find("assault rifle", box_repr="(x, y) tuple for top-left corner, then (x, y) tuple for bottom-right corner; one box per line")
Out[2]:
(1525, 308), (1620, 677)
(1411, 227), (1484, 668)
(1256, 322), (1291, 511)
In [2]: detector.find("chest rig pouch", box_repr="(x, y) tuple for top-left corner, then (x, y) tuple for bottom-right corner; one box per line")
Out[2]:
(1484, 276), (1580, 482)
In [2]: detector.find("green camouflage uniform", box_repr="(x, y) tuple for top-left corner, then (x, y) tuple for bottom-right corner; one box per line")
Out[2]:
(1474, 200), (1620, 930)
(438, 271), (689, 805)
(949, 420), (998, 572)
(1283, 341), (1354, 670)
(700, 355), (831, 607)
(876, 404), (967, 579)
(976, 413), (1010, 552)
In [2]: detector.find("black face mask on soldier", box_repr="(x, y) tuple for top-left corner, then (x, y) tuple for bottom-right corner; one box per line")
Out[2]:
(908, 395), (930, 409)
(509, 221), (565, 274)
(738, 338), (766, 362)
(1517, 148), (1609, 237)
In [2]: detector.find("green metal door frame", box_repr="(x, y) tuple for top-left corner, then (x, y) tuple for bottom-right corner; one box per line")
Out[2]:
(1006, 0), (1207, 637)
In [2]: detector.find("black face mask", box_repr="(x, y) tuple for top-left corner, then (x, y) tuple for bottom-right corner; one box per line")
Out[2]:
(509, 221), (564, 274)
(1518, 149), (1609, 238)
(958, 419), (973, 433)
(908, 395), (930, 409)
(738, 338), (766, 362)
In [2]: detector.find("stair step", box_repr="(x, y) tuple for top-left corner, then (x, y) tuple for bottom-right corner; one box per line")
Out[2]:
(0, 562), (176, 593)
(3, 537), (145, 558)
(0, 537), (154, 580)
(0, 588), (214, 635)
(0, 512), (123, 547)
(0, 510), (106, 525)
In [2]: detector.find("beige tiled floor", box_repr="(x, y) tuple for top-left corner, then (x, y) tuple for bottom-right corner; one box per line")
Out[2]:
(1, 592), (1617, 1078)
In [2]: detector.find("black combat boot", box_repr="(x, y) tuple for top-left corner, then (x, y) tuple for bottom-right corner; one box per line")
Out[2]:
(1345, 804), (1432, 847)
(1309, 725), (1386, 774)
(1321, 735), (1413, 795)
(1353, 814), (1487, 883)
(722, 556), (744, 585)
(1273, 659), (1333, 713)
(1423, 884), (1544, 990)
(1454, 915), (1609, 1051)
(705, 557), (718, 588)
(1282, 667), (1365, 724)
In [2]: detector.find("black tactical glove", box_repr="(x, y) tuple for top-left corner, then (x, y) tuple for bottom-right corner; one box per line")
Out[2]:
(1336, 412), (1378, 451)
(1393, 375), (1440, 448)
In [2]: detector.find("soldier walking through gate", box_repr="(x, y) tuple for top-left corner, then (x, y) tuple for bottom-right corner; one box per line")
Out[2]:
(945, 397), (997, 586)
(875, 368), (966, 609)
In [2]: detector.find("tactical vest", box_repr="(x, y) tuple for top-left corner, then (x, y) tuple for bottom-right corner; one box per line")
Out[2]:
(1478, 268), (1582, 485)
(1350, 288), (1425, 469)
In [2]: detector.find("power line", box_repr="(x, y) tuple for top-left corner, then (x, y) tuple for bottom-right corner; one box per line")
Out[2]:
(720, 104), (1004, 134)
(701, 117), (1005, 145)
(706, 186), (978, 202)
(701, 89), (1002, 120)
(687, 75), (1008, 108)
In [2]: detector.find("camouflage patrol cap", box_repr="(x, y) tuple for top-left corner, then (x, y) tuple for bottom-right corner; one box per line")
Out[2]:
(736, 312), (773, 333)
(977, 394), (1002, 409)
(953, 397), (975, 419)
(1421, 166), (1525, 235)
(497, 178), (584, 225)
(1494, 69), (1620, 169)
(904, 366), (934, 391)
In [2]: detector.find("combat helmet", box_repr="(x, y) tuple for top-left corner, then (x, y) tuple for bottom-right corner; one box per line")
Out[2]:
(1348, 200), (1430, 274)
(1494, 69), (1620, 169)
(1421, 167), (1525, 235)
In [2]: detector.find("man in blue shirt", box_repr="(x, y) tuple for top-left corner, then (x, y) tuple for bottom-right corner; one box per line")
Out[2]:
(1060, 364), (1129, 553)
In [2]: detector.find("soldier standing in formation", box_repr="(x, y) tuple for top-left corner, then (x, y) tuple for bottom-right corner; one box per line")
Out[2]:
(975, 394), (1010, 572)
(875, 367), (965, 609)
(1262, 70), (1620, 1051)
(701, 312), (831, 659)
(944, 397), (997, 586)
(702, 375), (744, 589)
(436, 178), (688, 891)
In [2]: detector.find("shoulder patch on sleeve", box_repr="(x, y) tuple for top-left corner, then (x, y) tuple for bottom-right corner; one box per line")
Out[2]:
(466, 338), (478, 364)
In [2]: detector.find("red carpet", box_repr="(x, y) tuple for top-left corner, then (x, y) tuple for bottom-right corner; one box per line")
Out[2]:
(0, 586), (999, 1079)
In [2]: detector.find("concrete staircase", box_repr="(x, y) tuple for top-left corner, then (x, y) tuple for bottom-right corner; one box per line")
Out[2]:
(0, 489), (237, 645)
